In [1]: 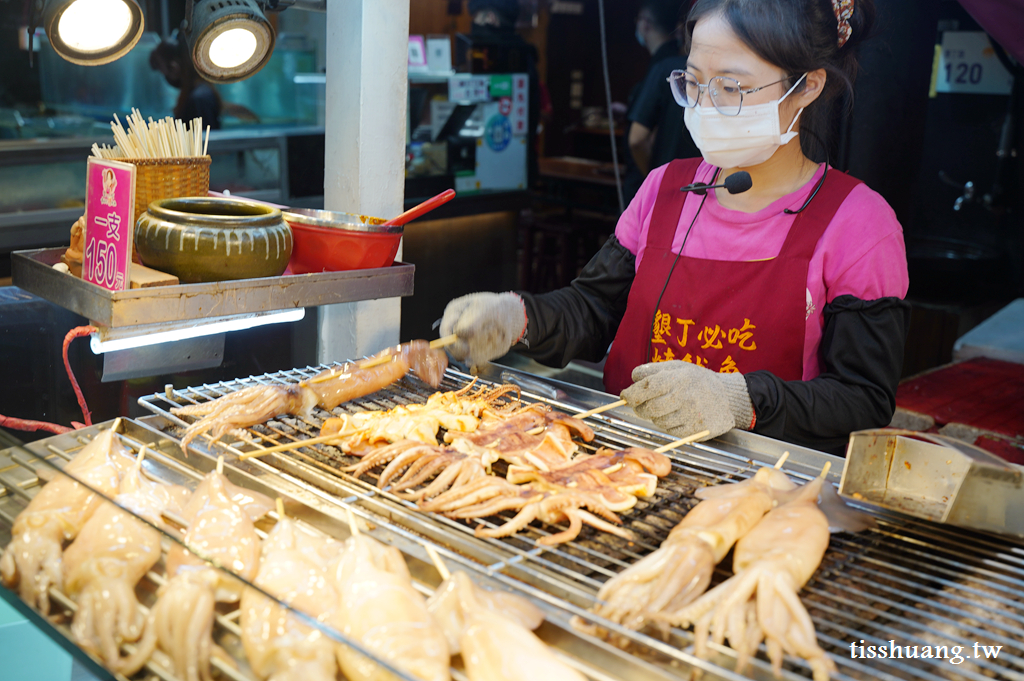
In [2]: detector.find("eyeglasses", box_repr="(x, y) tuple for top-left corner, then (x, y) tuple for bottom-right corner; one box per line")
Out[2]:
(667, 71), (797, 116)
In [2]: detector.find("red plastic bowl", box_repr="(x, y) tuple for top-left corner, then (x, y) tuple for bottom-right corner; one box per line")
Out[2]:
(283, 209), (403, 274)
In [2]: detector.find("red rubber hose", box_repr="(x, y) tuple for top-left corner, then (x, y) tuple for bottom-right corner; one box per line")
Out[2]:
(0, 415), (73, 434)
(63, 325), (97, 427)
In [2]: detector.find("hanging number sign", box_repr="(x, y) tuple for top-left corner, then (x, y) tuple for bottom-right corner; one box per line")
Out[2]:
(83, 157), (136, 291)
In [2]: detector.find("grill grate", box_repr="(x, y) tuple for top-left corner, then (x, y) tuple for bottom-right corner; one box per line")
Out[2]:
(139, 365), (1024, 681)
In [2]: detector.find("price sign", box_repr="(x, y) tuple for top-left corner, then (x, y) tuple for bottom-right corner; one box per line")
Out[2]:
(83, 157), (136, 292)
(935, 31), (1013, 96)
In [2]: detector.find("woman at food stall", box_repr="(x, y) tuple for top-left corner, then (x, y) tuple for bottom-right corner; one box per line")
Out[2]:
(440, 0), (910, 453)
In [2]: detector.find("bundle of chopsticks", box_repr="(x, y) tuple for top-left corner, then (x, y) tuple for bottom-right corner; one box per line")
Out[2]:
(91, 108), (210, 160)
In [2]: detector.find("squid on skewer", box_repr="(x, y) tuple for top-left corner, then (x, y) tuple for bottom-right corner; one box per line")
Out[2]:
(1, 427), (135, 613)
(329, 531), (450, 681)
(133, 466), (273, 681)
(171, 340), (448, 452)
(344, 400), (598, 503)
(322, 383), (521, 455)
(670, 477), (836, 681)
(427, 570), (544, 656)
(576, 466), (796, 634)
(427, 570), (585, 681)
(417, 447), (670, 545)
(62, 448), (192, 675)
(241, 513), (342, 681)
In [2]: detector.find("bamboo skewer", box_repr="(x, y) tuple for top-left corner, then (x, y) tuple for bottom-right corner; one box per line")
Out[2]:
(275, 498), (285, 520)
(820, 461), (832, 478)
(92, 109), (210, 160)
(525, 398), (629, 436)
(238, 433), (349, 460)
(774, 451), (790, 469)
(424, 544), (451, 581)
(576, 399), (627, 420)
(653, 430), (711, 453)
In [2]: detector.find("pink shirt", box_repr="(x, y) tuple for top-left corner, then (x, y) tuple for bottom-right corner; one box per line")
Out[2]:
(615, 161), (909, 380)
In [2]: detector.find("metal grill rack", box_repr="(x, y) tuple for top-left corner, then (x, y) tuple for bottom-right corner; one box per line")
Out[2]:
(138, 365), (1024, 681)
(0, 423), (639, 681)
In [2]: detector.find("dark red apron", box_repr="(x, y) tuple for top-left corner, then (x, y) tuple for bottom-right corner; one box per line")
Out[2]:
(604, 158), (861, 394)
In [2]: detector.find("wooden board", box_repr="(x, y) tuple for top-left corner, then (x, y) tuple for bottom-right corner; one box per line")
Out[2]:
(129, 263), (179, 288)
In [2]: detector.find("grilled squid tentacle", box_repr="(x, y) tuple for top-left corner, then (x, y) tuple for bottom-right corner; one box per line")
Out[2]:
(475, 505), (541, 539)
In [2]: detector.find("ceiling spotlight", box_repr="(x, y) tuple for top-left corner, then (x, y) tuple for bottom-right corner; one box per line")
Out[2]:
(42, 0), (144, 65)
(185, 0), (275, 84)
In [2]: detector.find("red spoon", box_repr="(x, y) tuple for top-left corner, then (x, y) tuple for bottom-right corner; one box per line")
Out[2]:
(382, 189), (456, 227)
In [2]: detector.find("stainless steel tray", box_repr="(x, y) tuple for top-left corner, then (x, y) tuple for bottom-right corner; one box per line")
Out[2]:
(12, 247), (415, 328)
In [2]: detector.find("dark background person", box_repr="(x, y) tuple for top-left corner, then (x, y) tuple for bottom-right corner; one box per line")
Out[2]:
(149, 37), (222, 130)
(622, 0), (692, 204)
(467, 0), (541, 187)
(627, 3), (702, 202)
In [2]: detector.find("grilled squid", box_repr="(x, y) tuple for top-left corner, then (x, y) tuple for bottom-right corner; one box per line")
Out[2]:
(1, 428), (135, 613)
(171, 340), (448, 452)
(670, 477), (836, 681)
(329, 532), (450, 681)
(577, 466), (796, 634)
(133, 467), (273, 681)
(62, 448), (191, 675)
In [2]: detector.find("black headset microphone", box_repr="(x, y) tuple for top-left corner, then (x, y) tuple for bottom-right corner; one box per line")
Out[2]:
(643, 169), (754, 364)
(680, 170), (753, 195)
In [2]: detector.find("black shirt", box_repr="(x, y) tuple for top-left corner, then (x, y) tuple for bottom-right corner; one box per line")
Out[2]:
(622, 42), (700, 205)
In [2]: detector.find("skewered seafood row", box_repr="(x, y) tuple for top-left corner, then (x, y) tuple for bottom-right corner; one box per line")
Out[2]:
(576, 466), (797, 634)
(320, 383), (522, 453)
(343, 400), (597, 501)
(241, 513), (342, 681)
(427, 570), (586, 681)
(1, 427), (136, 613)
(419, 448), (671, 545)
(329, 530), (451, 681)
(62, 447), (192, 675)
(670, 477), (835, 681)
(134, 465), (274, 681)
(171, 340), (449, 451)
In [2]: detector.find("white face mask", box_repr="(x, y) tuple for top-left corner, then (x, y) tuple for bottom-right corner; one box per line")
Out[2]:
(684, 73), (807, 169)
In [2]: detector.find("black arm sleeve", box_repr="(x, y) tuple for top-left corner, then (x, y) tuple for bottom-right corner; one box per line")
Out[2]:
(745, 295), (912, 453)
(517, 235), (636, 368)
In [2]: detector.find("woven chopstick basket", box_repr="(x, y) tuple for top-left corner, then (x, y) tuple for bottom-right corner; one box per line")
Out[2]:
(124, 156), (212, 227)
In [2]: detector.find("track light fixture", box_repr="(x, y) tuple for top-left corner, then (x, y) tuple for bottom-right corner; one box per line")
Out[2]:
(35, 0), (144, 66)
(184, 0), (275, 84)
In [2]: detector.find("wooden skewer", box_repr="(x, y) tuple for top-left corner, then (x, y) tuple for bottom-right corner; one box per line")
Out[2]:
(216, 455), (224, 475)
(161, 509), (189, 530)
(820, 461), (832, 478)
(654, 430), (711, 453)
(275, 497), (285, 519)
(573, 399), (626, 419)
(237, 433), (346, 460)
(346, 507), (360, 537)
(424, 544), (451, 581)
(525, 398), (630, 436)
(135, 444), (148, 465)
(430, 334), (458, 349)
(774, 451), (790, 469)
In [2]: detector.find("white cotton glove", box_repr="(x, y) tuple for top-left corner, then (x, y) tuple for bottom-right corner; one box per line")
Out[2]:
(439, 292), (527, 371)
(620, 361), (754, 441)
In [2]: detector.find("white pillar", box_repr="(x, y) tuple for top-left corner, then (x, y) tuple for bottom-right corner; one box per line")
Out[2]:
(318, 0), (409, 363)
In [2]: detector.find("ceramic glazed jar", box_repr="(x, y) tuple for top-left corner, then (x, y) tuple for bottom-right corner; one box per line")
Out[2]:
(135, 197), (292, 283)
